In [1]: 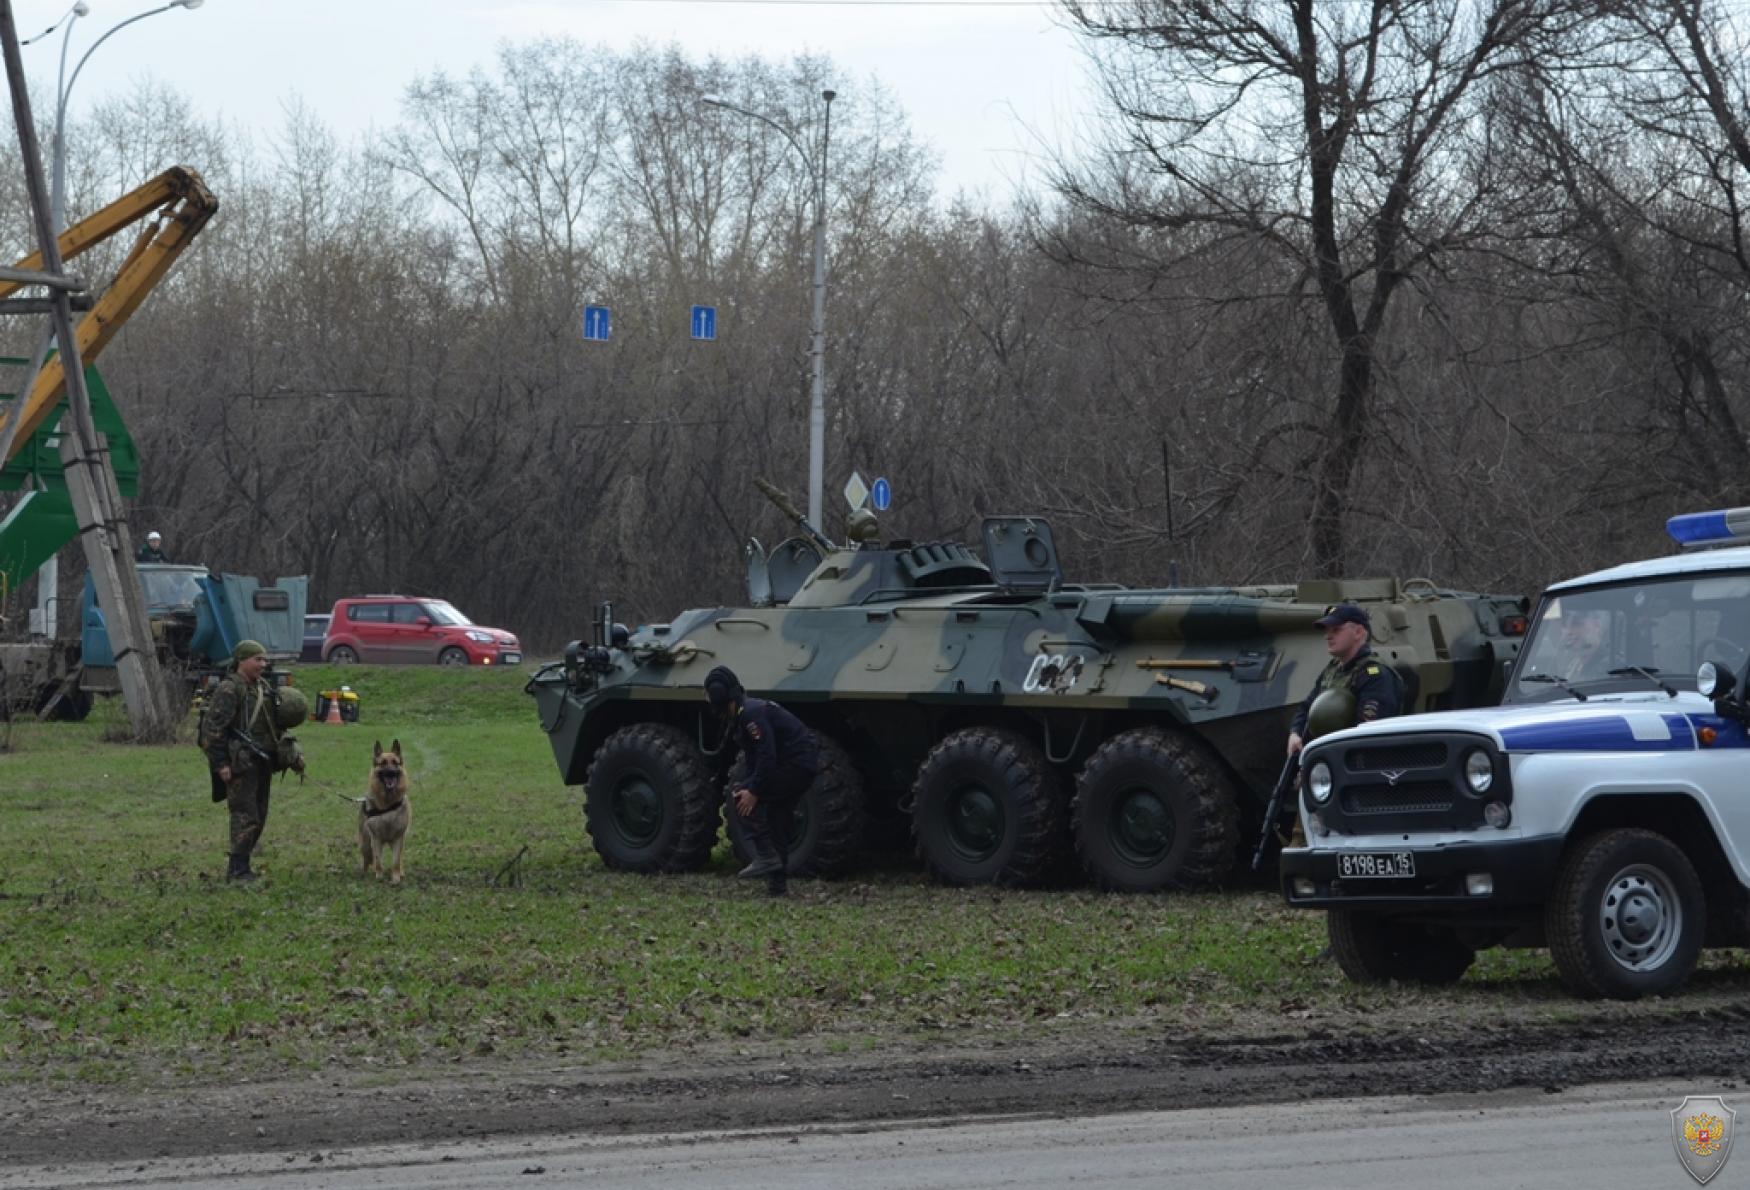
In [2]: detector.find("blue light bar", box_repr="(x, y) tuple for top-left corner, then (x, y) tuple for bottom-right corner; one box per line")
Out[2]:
(1667, 507), (1750, 548)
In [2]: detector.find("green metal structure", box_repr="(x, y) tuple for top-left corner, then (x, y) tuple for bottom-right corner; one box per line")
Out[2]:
(0, 357), (138, 600)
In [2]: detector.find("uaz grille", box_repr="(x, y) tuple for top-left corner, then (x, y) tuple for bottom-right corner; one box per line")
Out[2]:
(1341, 781), (1454, 815)
(1345, 742), (1448, 773)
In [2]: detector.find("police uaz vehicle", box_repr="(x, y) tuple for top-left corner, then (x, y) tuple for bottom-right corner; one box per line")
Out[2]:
(1281, 508), (1750, 999)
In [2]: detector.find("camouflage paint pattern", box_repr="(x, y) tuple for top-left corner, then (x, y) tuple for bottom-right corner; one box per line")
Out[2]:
(529, 520), (1527, 860)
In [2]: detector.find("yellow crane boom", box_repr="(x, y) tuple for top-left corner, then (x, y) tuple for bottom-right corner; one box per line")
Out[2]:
(0, 164), (217, 464)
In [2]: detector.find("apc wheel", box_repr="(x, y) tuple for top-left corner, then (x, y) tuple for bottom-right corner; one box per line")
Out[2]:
(438, 647), (470, 667)
(1545, 829), (1704, 1000)
(584, 723), (720, 873)
(327, 645), (359, 665)
(911, 727), (1065, 887)
(1327, 910), (1475, 985)
(1071, 727), (1240, 892)
(724, 733), (866, 878)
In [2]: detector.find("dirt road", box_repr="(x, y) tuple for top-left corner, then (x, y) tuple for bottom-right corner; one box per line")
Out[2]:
(5, 1006), (1749, 1168)
(2, 1081), (1725, 1189)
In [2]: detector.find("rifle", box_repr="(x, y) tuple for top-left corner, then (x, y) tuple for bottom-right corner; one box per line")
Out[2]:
(228, 725), (276, 767)
(1251, 754), (1301, 871)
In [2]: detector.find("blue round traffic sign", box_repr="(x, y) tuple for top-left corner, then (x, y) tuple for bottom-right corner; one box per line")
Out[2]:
(871, 476), (892, 512)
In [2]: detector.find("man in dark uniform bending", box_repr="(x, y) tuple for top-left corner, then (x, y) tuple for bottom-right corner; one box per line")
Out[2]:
(706, 665), (819, 897)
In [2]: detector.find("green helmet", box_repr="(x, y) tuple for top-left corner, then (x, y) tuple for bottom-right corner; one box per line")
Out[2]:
(1304, 687), (1357, 741)
(274, 686), (309, 729)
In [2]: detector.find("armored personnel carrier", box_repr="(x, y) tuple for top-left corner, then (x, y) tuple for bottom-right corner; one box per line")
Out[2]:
(528, 485), (1528, 891)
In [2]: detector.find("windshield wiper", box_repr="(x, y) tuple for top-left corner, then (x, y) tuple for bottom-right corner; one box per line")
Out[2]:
(1526, 675), (1596, 703)
(1607, 665), (1678, 698)
(1520, 674), (1589, 701)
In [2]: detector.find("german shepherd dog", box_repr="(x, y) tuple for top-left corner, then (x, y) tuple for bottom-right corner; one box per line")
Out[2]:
(360, 740), (411, 884)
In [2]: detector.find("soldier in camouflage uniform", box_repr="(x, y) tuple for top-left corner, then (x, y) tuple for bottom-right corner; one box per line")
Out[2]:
(1287, 602), (1404, 757)
(199, 639), (295, 883)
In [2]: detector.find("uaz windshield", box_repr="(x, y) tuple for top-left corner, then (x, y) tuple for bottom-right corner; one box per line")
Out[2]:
(1506, 571), (1750, 703)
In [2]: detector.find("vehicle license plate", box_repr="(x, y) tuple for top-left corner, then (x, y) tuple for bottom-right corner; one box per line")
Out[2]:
(1338, 851), (1415, 879)
(502, 652), (523, 665)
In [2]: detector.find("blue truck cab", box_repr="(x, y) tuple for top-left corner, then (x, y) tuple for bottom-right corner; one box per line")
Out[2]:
(1281, 508), (1750, 1000)
(78, 563), (308, 688)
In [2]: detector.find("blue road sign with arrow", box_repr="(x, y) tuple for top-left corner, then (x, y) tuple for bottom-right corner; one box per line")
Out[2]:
(691, 305), (716, 341)
(583, 305), (611, 342)
(871, 476), (892, 512)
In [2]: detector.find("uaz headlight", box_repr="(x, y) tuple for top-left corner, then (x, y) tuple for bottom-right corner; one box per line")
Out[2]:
(1307, 761), (1333, 805)
(1463, 749), (1494, 794)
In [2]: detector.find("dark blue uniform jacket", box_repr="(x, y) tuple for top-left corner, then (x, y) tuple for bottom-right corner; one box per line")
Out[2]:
(735, 696), (819, 796)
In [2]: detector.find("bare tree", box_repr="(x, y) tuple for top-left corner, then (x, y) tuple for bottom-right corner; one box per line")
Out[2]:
(1055, 0), (1582, 575)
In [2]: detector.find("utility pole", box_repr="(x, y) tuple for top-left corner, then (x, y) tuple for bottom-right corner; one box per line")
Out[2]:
(0, 0), (174, 739)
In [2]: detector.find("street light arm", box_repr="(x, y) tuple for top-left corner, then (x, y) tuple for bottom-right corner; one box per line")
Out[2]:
(62, 4), (180, 113)
(700, 95), (819, 186)
(54, 1), (201, 227)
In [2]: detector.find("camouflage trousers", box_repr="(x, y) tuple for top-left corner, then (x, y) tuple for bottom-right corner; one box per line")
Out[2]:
(225, 758), (274, 856)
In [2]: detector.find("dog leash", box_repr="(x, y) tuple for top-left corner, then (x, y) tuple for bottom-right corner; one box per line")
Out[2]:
(286, 772), (369, 807)
(316, 780), (403, 815)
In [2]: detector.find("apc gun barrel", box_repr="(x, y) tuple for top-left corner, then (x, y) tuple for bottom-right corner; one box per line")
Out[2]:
(755, 477), (836, 553)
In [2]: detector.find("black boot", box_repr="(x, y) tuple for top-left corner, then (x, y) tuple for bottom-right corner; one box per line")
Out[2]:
(227, 852), (258, 884)
(737, 837), (783, 880)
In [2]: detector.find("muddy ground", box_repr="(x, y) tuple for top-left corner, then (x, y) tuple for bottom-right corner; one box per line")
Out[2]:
(6, 1002), (1750, 1167)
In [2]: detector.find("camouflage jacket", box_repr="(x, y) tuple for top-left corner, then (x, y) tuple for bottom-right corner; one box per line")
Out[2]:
(198, 672), (279, 771)
(1289, 646), (1404, 738)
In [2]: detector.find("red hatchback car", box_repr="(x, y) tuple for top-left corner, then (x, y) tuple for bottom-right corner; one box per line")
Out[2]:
(323, 595), (522, 667)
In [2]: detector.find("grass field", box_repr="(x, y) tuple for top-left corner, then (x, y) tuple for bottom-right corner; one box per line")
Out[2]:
(4, 666), (1748, 1086)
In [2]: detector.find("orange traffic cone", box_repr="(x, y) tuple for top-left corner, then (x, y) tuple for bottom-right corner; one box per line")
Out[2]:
(324, 695), (343, 725)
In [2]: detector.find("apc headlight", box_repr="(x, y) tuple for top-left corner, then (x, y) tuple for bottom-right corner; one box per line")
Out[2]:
(1463, 749), (1495, 794)
(1307, 761), (1333, 805)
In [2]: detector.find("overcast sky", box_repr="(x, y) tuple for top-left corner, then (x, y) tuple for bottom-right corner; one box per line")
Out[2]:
(15, 0), (1096, 200)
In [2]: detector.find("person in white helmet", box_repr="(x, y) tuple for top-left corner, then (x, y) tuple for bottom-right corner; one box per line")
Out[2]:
(137, 531), (168, 563)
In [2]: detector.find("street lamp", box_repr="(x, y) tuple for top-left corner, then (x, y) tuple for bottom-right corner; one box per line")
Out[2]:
(702, 89), (836, 530)
(29, 0), (204, 639)
(53, 0), (205, 226)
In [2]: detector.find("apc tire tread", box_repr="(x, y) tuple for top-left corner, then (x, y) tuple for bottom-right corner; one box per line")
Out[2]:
(725, 732), (867, 879)
(1071, 727), (1240, 893)
(584, 723), (720, 873)
(911, 726), (1065, 887)
(1327, 910), (1475, 985)
(1545, 828), (1704, 1000)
